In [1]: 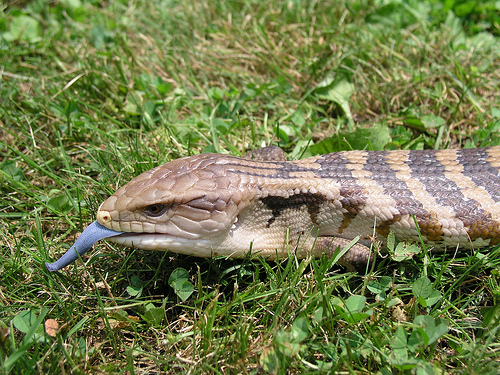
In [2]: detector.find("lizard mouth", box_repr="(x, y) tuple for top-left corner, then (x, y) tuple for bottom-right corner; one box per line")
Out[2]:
(106, 232), (217, 257)
(45, 221), (208, 271)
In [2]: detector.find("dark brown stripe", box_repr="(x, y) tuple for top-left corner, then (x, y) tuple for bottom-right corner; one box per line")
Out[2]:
(237, 147), (500, 245)
(456, 148), (500, 203)
(406, 149), (500, 244)
(317, 153), (368, 230)
(364, 151), (422, 208)
(362, 151), (442, 240)
(460, 200), (500, 244)
(376, 216), (402, 238)
(261, 192), (327, 228)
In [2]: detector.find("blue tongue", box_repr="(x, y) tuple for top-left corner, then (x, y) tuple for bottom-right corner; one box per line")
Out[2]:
(45, 221), (124, 272)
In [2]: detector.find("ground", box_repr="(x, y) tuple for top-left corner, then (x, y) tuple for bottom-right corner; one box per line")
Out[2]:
(1, 0), (500, 373)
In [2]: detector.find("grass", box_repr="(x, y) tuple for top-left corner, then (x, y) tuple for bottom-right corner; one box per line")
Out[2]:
(1, 0), (500, 373)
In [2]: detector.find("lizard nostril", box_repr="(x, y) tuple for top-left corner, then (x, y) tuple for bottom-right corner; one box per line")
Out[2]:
(97, 210), (111, 223)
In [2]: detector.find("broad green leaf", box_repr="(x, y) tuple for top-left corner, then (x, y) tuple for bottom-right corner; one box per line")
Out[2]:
(143, 307), (164, 326)
(314, 75), (355, 123)
(393, 242), (421, 262)
(213, 118), (229, 135)
(13, 310), (37, 334)
(126, 275), (143, 297)
(416, 362), (439, 375)
(491, 107), (500, 119)
(259, 346), (279, 373)
(386, 232), (396, 252)
(156, 81), (173, 96)
(344, 295), (366, 313)
(208, 87), (226, 100)
(291, 317), (309, 343)
(340, 295), (372, 323)
(309, 123), (392, 155)
(481, 302), (500, 328)
(390, 326), (408, 361)
(312, 306), (324, 323)
(412, 277), (432, 297)
(413, 315), (448, 346)
(454, 1), (478, 16)
(408, 328), (427, 350)
(412, 277), (441, 307)
(13, 308), (47, 344)
(291, 108), (305, 127)
(168, 268), (194, 302)
(3, 15), (41, 43)
(275, 330), (300, 356)
(419, 114), (446, 129)
(60, 0), (83, 10)
(1, 160), (24, 181)
(59, 0), (87, 21)
(275, 126), (289, 144)
(367, 276), (392, 297)
(421, 289), (441, 307)
(47, 194), (71, 212)
(177, 281), (194, 302)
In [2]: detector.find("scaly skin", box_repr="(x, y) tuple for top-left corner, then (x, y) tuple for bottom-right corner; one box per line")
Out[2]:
(46, 146), (500, 272)
(93, 146), (500, 269)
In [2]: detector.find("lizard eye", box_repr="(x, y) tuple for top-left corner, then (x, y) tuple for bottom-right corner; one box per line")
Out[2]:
(144, 204), (168, 217)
